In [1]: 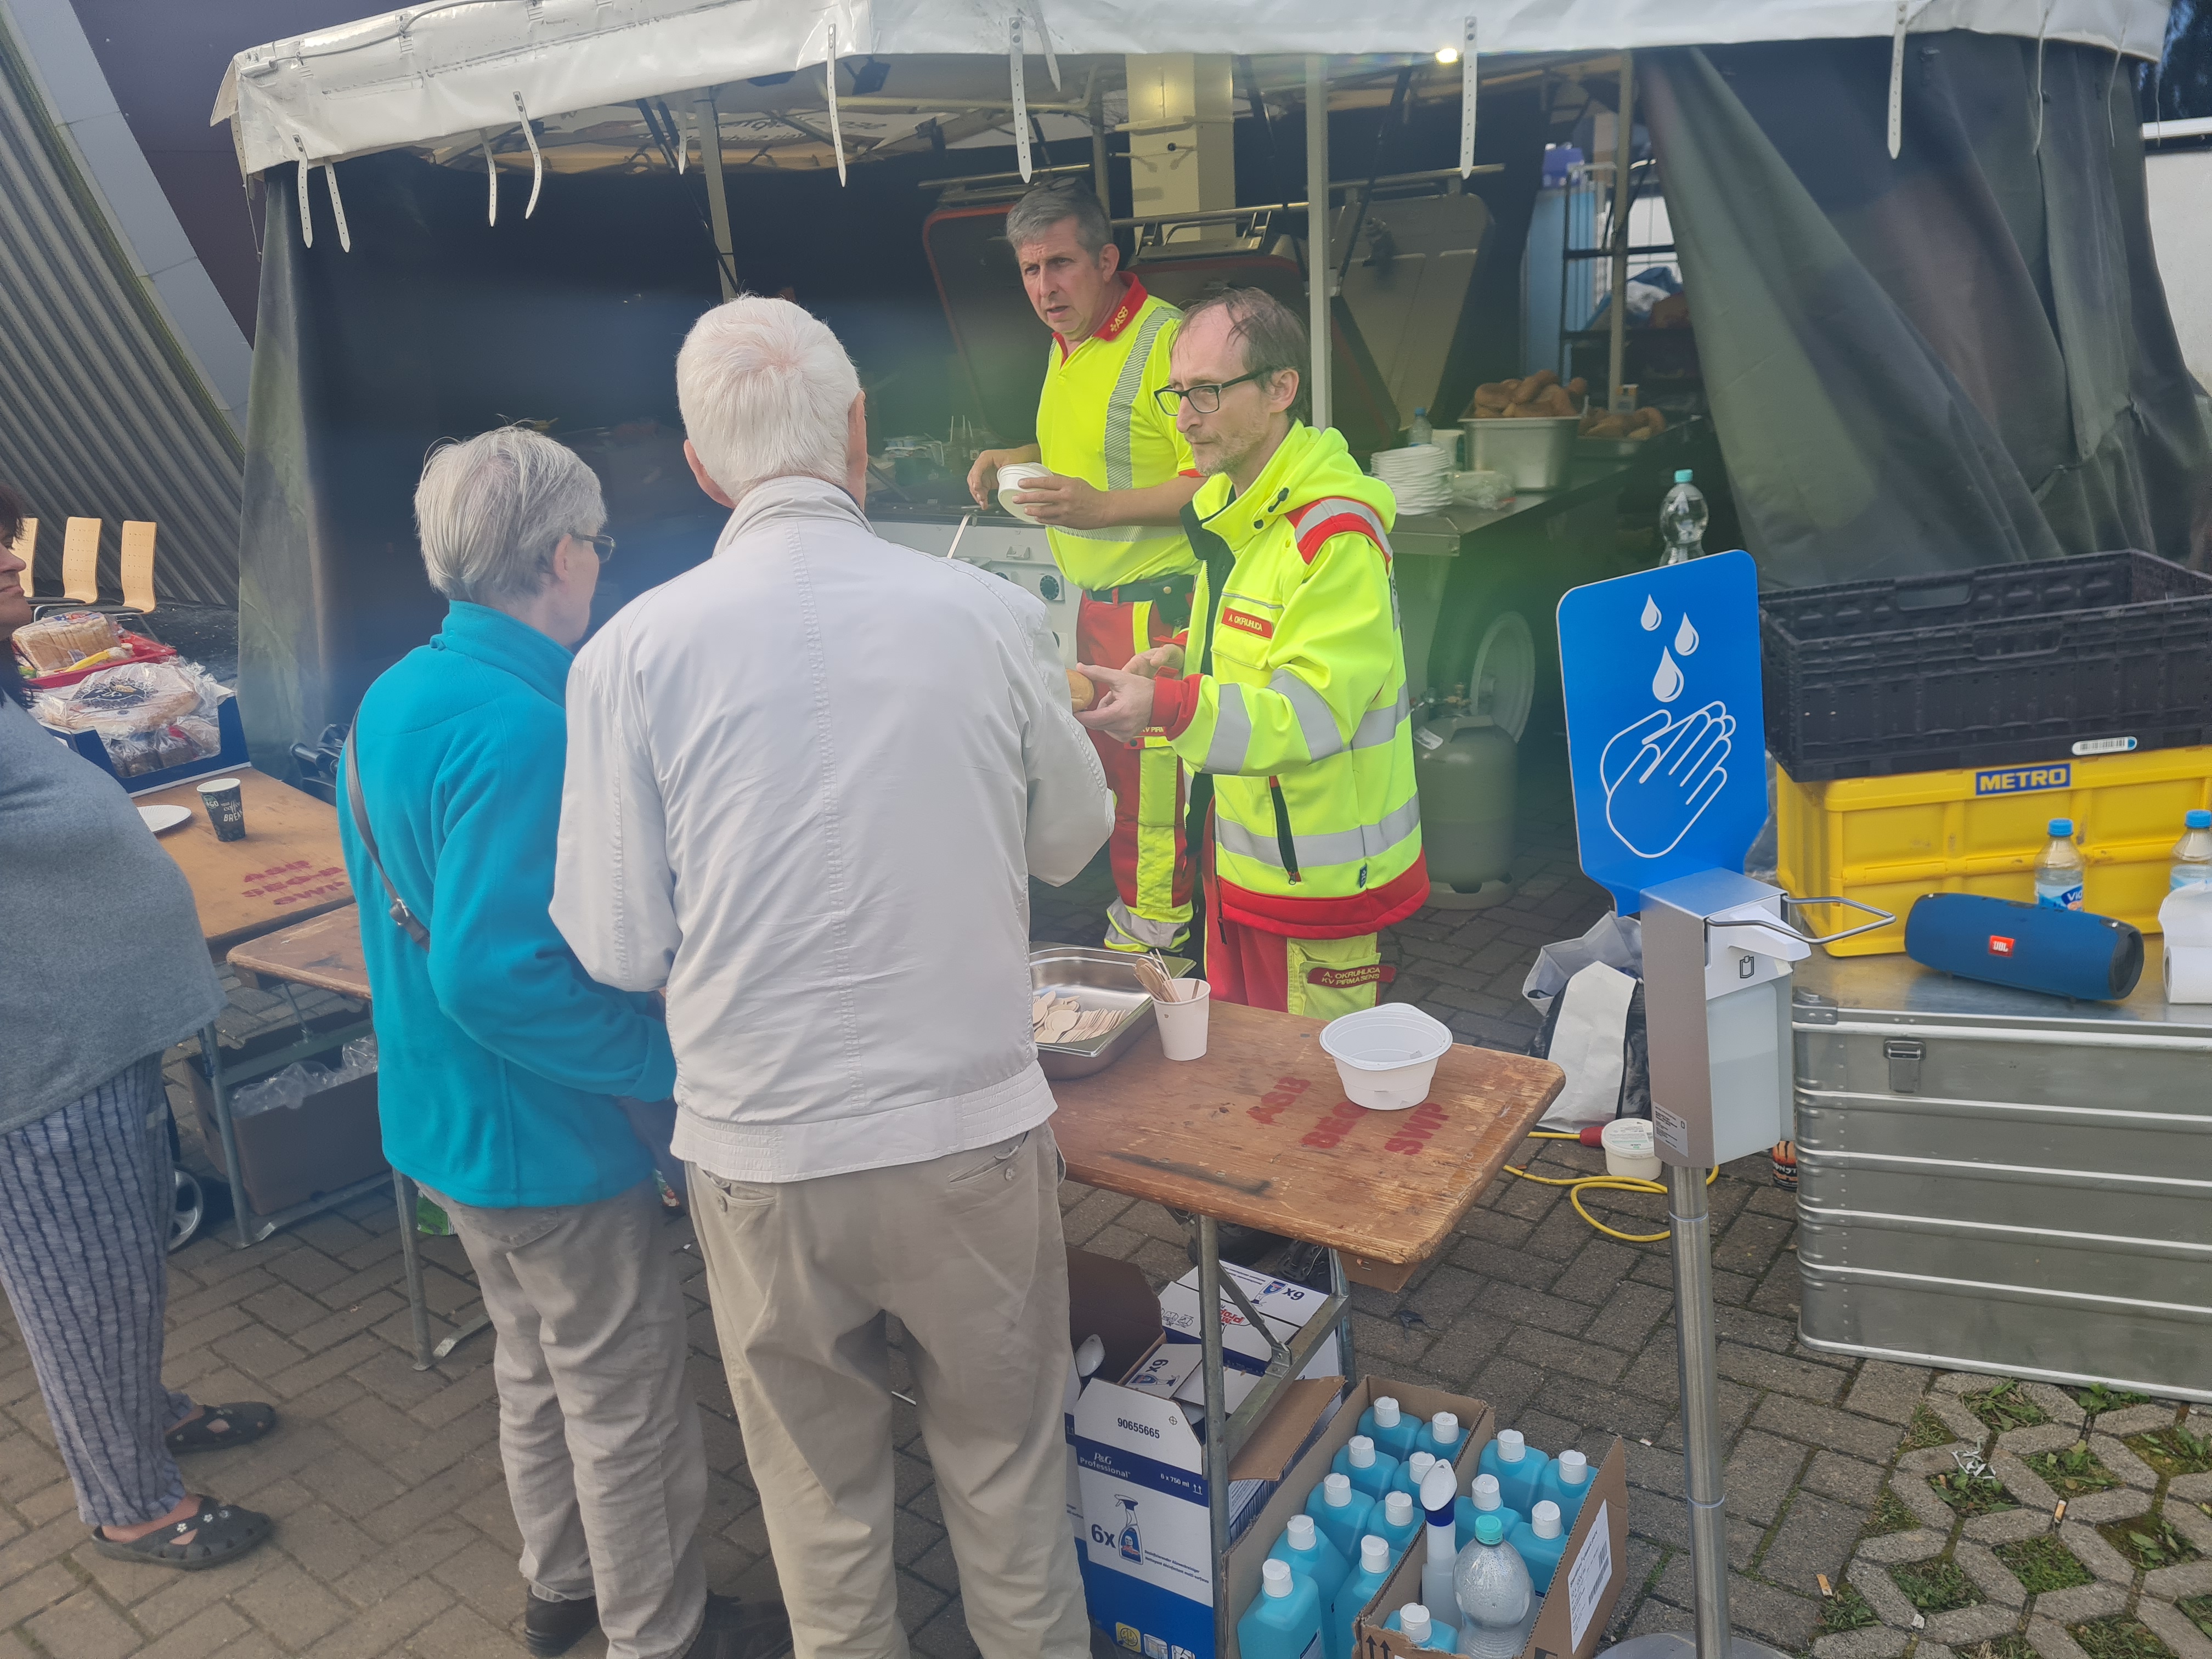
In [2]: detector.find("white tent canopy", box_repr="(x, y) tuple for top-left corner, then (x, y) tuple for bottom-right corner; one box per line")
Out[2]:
(218, 0), (2168, 174)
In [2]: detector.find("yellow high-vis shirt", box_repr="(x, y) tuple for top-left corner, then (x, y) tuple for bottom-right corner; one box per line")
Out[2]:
(1032, 276), (1199, 591)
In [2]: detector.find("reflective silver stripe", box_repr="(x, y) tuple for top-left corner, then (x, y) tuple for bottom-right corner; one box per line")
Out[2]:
(1268, 668), (1342, 761)
(1351, 684), (1410, 750)
(1107, 899), (1186, 950)
(1203, 681), (1252, 774)
(1221, 588), (1284, 613)
(1104, 303), (1180, 490)
(1292, 495), (1394, 557)
(1216, 793), (1424, 871)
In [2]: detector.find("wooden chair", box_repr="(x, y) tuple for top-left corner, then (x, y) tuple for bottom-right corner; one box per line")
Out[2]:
(60, 517), (99, 604)
(31, 517), (161, 637)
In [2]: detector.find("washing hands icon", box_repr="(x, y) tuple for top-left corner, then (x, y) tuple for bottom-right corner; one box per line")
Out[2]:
(1601, 703), (1735, 857)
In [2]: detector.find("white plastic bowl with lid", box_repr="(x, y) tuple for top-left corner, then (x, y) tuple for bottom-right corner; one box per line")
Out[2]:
(995, 462), (1053, 522)
(1317, 1005), (1453, 1110)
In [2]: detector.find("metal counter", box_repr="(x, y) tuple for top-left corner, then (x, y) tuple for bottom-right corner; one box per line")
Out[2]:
(1792, 944), (2212, 1402)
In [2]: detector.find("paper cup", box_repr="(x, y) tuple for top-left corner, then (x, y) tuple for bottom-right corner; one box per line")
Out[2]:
(1601, 1116), (1662, 1181)
(196, 776), (246, 842)
(1152, 980), (1211, 1061)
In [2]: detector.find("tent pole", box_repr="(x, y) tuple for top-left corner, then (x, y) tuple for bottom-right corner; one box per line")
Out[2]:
(1091, 75), (1110, 206)
(1305, 55), (1331, 432)
(694, 89), (737, 301)
(1608, 52), (1634, 409)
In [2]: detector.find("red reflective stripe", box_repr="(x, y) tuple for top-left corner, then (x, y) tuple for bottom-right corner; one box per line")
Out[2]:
(1213, 853), (1430, 939)
(1293, 514), (1389, 566)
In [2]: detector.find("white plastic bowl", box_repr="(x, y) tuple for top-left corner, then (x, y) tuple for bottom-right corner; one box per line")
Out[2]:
(1318, 1005), (1454, 1111)
(995, 462), (1053, 522)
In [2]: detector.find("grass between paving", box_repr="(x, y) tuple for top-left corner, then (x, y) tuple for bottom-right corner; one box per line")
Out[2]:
(1994, 1533), (2095, 1594)
(1964, 1381), (2050, 1436)
(1904, 1406), (1959, 1450)
(2074, 1385), (2152, 1417)
(2027, 1441), (2123, 1498)
(2125, 1423), (2212, 1479)
(2069, 1615), (2176, 1659)
(2096, 1515), (2203, 1572)
(1816, 1582), (1879, 1636)
(2177, 1594), (2212, 1643)
(1930, 1468), (2021, 1517)
(1890, 1559), (1985, 1614)
(1864, 1485), (1921, 1537)
(1959, 1638), (2037, 1659)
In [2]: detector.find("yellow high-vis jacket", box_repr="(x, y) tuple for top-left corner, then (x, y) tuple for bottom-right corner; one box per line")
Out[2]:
(1150, 423), (1427, 938)
(1032, 275), (1198, 591)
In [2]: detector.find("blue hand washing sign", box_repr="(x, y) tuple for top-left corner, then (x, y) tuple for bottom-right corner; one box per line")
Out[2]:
(1557, 550), (1769, 912)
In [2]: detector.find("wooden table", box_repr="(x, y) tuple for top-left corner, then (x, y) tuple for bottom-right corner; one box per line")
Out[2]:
(1052, 1001), (1562, 1656)
(229, 905), (487, 1371)
(138, 767), (353, 953)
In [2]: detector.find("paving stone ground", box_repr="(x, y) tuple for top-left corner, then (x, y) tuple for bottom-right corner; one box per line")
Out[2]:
(1, 741), (2196, 1657)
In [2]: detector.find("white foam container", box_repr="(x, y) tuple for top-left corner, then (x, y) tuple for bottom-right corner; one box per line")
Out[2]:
(1318, 1005), (1454, 1111)
(995, 461), (1053, 523)
(1601, 1116), (1662, 1181)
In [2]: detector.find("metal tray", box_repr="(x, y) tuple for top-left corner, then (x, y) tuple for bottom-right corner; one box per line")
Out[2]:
(1575, 436), (1659, 459)
(1030, 946), (1194, 1080)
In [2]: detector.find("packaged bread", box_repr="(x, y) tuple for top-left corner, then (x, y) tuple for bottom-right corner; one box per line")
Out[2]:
(1067, 669), (1096, 713)
(32, 661), (208, 734)
(12, 610), (119, 675)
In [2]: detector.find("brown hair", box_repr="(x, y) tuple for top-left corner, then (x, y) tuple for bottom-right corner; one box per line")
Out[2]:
(1, 484), (30, 707)
(1178, 287), (1310, 424)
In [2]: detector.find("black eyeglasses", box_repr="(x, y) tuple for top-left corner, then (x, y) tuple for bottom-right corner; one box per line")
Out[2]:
(578, 533), (616, 566)
(1154, 368), (1283, 416)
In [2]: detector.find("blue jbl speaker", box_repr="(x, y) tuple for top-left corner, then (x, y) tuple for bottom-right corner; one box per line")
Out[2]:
(1904, 894), (2143, 1001)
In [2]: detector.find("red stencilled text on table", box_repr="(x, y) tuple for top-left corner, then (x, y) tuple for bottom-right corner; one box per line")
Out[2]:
(242, 864), (343, 899)
(1384, 1100), (1448, 1155)
(1247, 1074), (1313, 1125)
(272, 880), (347, 909)
(1301, 1097), (1368, 1149)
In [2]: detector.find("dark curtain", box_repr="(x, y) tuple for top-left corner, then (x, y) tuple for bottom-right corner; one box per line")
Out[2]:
(1643, 33), (2212, 588)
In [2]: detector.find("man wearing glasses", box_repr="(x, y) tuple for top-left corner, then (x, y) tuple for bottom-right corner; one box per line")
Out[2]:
(1074, 289), (1428, 1020)
(968, 180), (1202, 957)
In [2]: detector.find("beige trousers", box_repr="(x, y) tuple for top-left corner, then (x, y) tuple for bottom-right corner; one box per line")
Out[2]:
(689, 1125), (1088, 1659)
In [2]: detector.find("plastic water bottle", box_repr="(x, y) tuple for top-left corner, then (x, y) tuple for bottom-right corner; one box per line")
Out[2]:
(1660, 470), (1708, 564)
(1334, 1436), (1401, 1502)
(1509, 1500), (1568, 1596)
(1332, 1536), (1397, 1659)
(1479, 1430), (1551, 1515)
(1308, 1471), (1378, 1562)
(1395, 1451), (1439, 1499)
(1419, 1463), (1463, 1619)
(1240, 1557), (1326, 1659)
(1271, 1511), (1351, 1607)
(1362, 1396), (1421, 1462)
(2035, 818), (2086, 911)
(1453, 1513), (1537, 1658)
(1533, 1448), (1593, 1531)
(1410, 408), (1435, 447)
(1376, 1489), (1424, 1561)
(1457, 1472), (1523, 1549)
(1386, 1604), (1461, 1652)
(1415, 1412), (1466, 1465)
(2171, 810), (2212, 891)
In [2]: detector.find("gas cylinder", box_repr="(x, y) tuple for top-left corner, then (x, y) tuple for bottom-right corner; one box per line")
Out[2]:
(1413, 714), (1516, 892)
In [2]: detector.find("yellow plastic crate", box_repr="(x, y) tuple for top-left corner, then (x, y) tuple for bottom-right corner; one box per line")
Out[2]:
(1776, 746), (2212, 955)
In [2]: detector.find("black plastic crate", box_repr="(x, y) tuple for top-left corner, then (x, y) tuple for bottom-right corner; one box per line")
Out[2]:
(1760, 550), (2212, 781)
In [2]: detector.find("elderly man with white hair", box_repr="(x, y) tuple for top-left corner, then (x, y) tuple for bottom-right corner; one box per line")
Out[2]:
(340, 428), (789, 1659)
(553, 298), (1110, 1659)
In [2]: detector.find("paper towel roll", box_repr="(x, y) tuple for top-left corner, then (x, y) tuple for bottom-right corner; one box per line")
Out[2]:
(2164, 943), (2212, 1004)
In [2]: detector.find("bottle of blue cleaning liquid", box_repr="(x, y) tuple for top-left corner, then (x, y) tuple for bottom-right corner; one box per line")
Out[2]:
(1394, 1451), (1438, 1499)
(1479, 1429), (1551, 1515)
(1362, 1395), (1421, 1462)
(1457, 1472), (1523, 1549)
(1385, 1603), (1460, 1652)
(1333, 1435), (1401, 1502)
(1307, 1471), (1378, 1562)
(1453, 1512), (1536, 1658)
(1509, 1500), (1568, 1598)
(1534, 1448), (1593, 1532)
(1240, 1557), (1325, 1659)
(1416, 1411), (1466, 1467)
(1375, 1489), (1423, 1561)
(1270, 1511), (1350, 1607)
(1332, 1535), (1397, 1659)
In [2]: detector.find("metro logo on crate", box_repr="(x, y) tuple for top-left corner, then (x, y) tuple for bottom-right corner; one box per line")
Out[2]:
(1775, 744), (2212, 955)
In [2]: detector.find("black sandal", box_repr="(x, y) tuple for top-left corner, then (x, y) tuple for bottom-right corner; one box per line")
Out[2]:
(92, 1496), (272, 1570)
(164, 1402), (276, 1455)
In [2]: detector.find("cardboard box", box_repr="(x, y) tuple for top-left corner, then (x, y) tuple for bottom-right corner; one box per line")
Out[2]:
(1213, 1376), (1494, 1659)
(50, 696), (250, 798)
(1354, 1429), (1631, 1659)
(187, 1014), (387, 1215)
(1158, 1262), (1343, 1407)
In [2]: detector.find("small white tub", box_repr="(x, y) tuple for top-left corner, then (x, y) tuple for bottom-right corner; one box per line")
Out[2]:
(995, 462), (1053, 522)
(1318, 1005), (1454, 1111)
(1601, 1116), (1662, 1181)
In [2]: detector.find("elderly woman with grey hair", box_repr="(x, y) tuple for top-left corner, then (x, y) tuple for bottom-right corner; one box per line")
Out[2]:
(338, 428), (787, 1659)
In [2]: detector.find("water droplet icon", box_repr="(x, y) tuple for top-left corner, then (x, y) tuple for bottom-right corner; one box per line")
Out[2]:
(1674, 614), (1699, 656)
(1652, 648), (1684, 703)
(1640, 596), (1662, 631)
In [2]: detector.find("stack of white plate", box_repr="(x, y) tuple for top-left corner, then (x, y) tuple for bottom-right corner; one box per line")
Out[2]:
(1370, 444), (1453, 512)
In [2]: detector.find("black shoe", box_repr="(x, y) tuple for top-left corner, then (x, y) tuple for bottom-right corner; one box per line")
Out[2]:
(684, 1592), (794, 1659)
(523, 1591), (599, 1658)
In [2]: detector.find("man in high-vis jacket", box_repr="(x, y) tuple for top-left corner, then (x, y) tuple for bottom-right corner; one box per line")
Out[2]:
(968, 181), (1203, 955)
(1075, 287), (1428, 1017)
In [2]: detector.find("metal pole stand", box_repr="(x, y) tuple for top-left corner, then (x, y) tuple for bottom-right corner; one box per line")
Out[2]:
(1597, 1163), (1788, 1659)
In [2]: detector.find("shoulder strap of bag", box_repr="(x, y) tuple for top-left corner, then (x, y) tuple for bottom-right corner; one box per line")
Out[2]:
(345, 733), (431, 952)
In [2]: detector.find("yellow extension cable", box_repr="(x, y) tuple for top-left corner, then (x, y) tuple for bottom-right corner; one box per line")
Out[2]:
(1501, 1131), (1719, 1244)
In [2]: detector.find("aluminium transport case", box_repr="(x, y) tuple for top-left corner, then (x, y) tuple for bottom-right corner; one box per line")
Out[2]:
(1792, 945), (2212, 1403)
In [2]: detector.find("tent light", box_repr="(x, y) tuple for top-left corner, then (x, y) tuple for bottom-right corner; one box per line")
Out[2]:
(1435, 46), (1460, 65)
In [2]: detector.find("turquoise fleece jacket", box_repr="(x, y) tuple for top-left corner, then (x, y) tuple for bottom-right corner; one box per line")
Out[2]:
(339, 603), (675, 1208)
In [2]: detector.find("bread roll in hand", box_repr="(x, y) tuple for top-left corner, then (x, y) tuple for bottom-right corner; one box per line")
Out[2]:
(1067, 669), (1097, 713)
